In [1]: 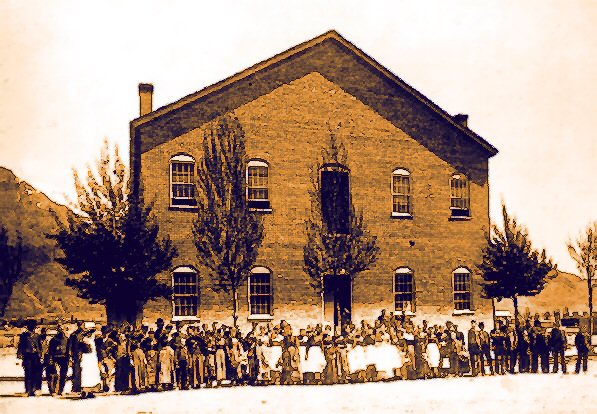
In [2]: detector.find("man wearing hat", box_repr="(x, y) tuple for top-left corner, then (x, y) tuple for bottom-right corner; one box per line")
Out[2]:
(17, 319), (41, 396)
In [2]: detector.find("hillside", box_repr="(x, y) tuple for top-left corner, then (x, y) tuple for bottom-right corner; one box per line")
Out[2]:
(0, 167), (103, 321)
(495, 270), (590, 316)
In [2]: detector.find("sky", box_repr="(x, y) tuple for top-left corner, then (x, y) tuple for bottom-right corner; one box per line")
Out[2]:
(0, 0), (595, 274)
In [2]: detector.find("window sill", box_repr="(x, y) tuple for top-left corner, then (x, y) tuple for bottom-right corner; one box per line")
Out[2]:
(249, 208), (273, 214)
(452, 310), (475, 316)
(394, 310), (416, 316)
(391, 212), (413, 220)
(248, 314), (274, 321)
(172, 315), (200, 321)
(449, 215), (472, 221)
(169, 205), (198, 212)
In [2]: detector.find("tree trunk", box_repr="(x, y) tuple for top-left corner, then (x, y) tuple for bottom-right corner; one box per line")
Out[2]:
(232, 288), (238, 327)
(588, 266), (593, 340)
(491, 298), (497, 330)
(513, 294), (519, 329)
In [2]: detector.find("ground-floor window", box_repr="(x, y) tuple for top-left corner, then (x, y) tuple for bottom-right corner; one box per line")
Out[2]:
(394, 267), (415, 312)
(172, 266), (198, 317)
(249, 267), (273, 316)
(453, 267), (472, 311)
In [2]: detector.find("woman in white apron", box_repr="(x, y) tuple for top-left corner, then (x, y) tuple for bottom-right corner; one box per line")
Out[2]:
(81, 327), (102, 391)
(425, 336), (441, 378)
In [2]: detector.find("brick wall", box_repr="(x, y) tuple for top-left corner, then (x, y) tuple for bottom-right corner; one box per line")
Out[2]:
(138, 71), (492, 330)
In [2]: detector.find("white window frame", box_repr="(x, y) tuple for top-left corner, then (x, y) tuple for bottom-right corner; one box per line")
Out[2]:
(450, 173), (471, 218)
(246, 160), (271, 212)
(394, 267), (415, 313)
(247, 266), (273, 319)
(170, 154), (197, 208)
(452, 267), (474, 313)
(391, 168), (412, 217)
(172, 266), (199, 320)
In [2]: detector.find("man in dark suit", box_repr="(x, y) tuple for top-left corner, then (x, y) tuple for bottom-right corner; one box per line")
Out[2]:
(17, 319), (41, 396)
(478, 322), (493, 375)
(549, 323), (567, 374)
(47, 323), (69, 395)
(575, 327), (590, 373)
(467, 320), (480, 376)
(67, 321), (85, 392)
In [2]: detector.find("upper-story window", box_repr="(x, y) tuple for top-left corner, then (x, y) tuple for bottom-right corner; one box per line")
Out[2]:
(453, 267), (472, 311)
(450, 173), (470, 217)
(172, 266), (199, 318)
(247, 160), (271, 210)
(392, 168), (412, 216)
(394, 267), (415, 312)
(170, 154), (197, 207)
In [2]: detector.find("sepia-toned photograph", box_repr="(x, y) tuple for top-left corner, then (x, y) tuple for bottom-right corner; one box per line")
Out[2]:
(0, 1), (596, 413)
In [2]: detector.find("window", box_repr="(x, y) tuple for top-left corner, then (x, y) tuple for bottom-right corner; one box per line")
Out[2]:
(392, 169), (412, 216)
(172, 266), (198, 317)
(450, 173), (470, 217)
(320, 164), (351, 234)
(453, 267), (472, 311)
(247, 160), (270, 210)
(394, 267), (415, 312)
(248, 267), (273, 316)
(170, 154), (197, 207)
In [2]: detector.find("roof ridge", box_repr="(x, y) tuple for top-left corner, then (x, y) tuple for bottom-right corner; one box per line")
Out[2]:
(131, 30), (497, 156)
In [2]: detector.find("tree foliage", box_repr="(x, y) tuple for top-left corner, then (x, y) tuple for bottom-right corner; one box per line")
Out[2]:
(303, 133), (380, 292)
(478, 203), (556, 324)
(192, 115), (264, 325)
(50, 140), (177, 324)
(567, 222), (597, 334)
(0, 225), (23, 316)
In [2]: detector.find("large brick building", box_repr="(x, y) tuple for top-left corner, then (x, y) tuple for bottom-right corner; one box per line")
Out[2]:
(130, 31), (498, 329)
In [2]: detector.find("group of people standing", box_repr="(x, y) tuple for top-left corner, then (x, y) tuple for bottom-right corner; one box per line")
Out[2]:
(466, 319), (590, 376)
(16, 311), (592, 397)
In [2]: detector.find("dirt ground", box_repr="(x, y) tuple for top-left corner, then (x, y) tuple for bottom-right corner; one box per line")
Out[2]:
(1, 360), (596, 414)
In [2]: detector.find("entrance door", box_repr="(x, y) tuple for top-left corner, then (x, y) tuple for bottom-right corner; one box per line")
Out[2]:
(323, 276), (352, 329)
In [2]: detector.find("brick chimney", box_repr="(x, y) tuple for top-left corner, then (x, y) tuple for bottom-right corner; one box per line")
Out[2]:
(453, 114), (468, 128)
(138, 83), (154, 116)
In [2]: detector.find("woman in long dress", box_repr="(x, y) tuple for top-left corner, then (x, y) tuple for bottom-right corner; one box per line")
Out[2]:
(322, 336), (338, 385)
(425, 336), (441, 378)
(158, 341), (175, 390)
(131, 342), (148, 392)
(81, 329), (102, 391)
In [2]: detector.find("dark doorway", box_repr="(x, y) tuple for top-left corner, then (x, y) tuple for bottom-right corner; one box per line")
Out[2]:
(324, 276), (352, 329)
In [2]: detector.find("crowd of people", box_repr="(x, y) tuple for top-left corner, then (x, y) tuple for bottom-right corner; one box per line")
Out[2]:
(15, 311), (592, 397)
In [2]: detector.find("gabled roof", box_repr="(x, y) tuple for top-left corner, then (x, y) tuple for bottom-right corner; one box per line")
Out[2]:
(131, 30), (497, 157)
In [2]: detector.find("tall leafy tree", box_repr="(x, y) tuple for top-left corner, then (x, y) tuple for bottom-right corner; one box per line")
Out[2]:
(567, 222), (597, 336)
(193, 115), (264, 325)
(0, 225), (23, 316)
(478, 203), (556, 327)
(303, 133), (380, 293)
(50, 140), (176, 324)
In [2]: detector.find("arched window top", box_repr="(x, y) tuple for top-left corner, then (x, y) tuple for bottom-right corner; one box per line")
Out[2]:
(320, 162), (350, 172)
(451, 172), (467, 181)
(170, 154), (195, 163)
(248, 159), (269, 168)
(173, 265), (197, 273)
(453, 267), (471, 274)
(251, 266), (271, 274)
(393, 168), (410, 176)
(395, 267), (413, 274)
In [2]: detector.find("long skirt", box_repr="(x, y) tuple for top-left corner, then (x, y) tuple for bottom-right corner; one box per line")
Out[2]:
(426, 343), (441, 369)
(114, 356), (130, 391)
